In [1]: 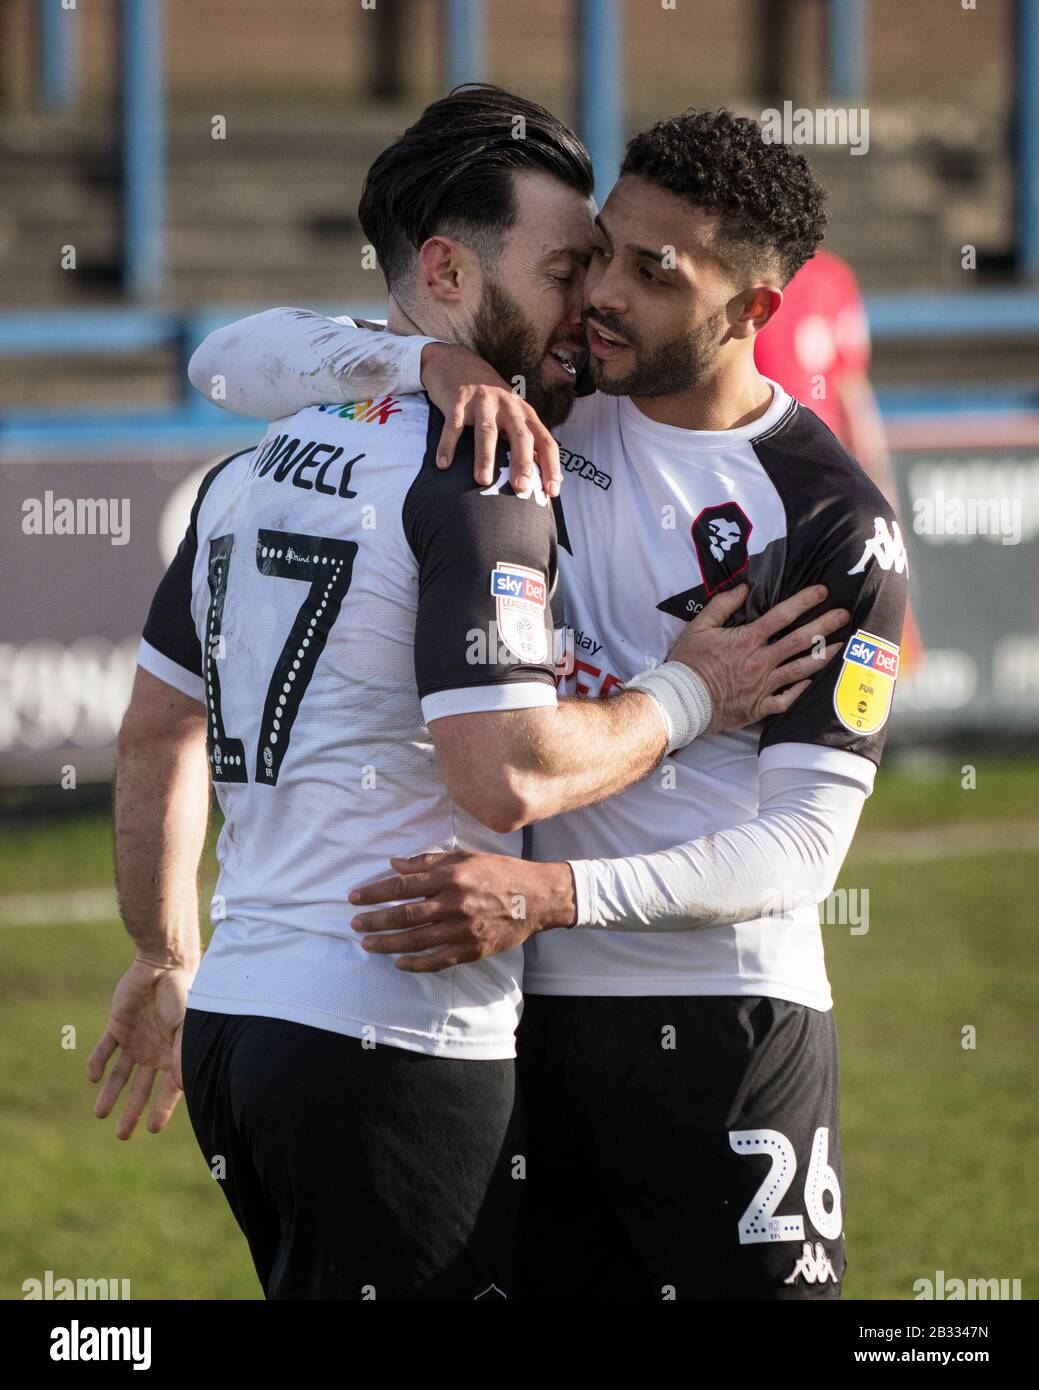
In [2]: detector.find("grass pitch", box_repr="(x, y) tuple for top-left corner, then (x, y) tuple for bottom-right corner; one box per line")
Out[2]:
(1, 756), (1035, 1300)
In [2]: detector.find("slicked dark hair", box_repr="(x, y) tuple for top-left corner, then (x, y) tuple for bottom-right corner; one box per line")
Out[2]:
(620, 108), (828, 285)
(358, 83), (594, 300)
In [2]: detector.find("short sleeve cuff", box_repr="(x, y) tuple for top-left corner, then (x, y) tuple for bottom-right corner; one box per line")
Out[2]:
(327, 317), (443, 395)
(421, 680), (557, 724)
(758, 740), (877, 795)
(138, 638), (206, 706)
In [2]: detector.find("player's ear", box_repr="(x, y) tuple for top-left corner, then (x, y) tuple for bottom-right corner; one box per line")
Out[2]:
(417, 236), (473, 305)
(729, 285), (782, 340)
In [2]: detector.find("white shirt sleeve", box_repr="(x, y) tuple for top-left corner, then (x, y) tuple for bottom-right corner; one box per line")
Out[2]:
(186, 308), (442, 418)
(136, 638), (206, 706)
(569, 760), (871, 932)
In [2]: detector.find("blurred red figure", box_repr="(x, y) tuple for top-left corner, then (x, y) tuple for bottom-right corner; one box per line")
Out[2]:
(755, 249), (924, 672)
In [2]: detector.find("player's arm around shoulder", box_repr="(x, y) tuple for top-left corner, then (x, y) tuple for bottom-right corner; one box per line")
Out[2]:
(187, 307), (438, 420)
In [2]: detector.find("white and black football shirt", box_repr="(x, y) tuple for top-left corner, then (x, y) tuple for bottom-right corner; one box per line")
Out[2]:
(525, 382), (908, 1007)
(139, 393), (559, 1058)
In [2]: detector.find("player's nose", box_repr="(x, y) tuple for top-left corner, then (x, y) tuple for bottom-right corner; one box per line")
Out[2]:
(587, 264), (625, 317)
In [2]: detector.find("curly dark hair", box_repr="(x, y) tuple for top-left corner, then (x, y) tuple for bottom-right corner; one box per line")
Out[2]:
(620, 108), (828, 285)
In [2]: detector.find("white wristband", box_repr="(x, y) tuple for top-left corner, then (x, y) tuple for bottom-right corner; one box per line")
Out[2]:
(624, 662), (713, 754)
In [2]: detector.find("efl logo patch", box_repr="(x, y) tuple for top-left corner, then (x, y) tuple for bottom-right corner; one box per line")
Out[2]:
(834, 629), (900, 735)
(491, 563), (548, 664)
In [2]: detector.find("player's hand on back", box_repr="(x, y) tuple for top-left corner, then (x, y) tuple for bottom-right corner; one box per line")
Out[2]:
(88, 956), (195, 1139)
(420, 342), (562, 498)
(668, 583), (849, 734)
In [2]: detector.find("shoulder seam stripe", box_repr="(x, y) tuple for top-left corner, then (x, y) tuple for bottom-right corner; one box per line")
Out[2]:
(191, 446), (255, 536)
(751, 398), (799, 444)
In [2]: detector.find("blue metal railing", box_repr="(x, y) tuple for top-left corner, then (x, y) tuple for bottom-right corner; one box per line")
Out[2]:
(577, 0), (623, 207)
(0, 308), (182, 355)
(827, 0), (868, 100)
(1, 292), (1037, 458)
(441, 0), (485, 89)
(864, 288), (1039, 339)
(1016, 0), (1039, 279)
(4, 292), (1039, 363)
(121, 0), (166, 297)
(39, 0), (79, 114)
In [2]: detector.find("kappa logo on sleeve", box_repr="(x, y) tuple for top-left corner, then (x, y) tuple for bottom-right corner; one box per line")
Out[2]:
(491, 563), (548, 664)
(847, 517), (908, 575)
(833, 629), (900, 735)
(479, 465), (550, 506)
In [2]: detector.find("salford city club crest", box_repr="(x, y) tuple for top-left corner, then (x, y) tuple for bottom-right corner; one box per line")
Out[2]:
(657, 502), (755, 620)
(833, 629), (900, 735)
(691, 503), (753, 596)
(490, 562), (548, 664)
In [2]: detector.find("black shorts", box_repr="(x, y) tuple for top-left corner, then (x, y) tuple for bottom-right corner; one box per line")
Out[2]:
(180, 1009), (524, 1300)
(515, 994), (846, 1301)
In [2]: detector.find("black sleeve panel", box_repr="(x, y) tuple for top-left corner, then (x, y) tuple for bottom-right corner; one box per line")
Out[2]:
(754, 406), (909, 766)
(403, 400), (559, 701)
(141, 452), (247, 676)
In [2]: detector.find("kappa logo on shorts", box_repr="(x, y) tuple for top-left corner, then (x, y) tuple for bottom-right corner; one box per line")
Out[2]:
(833, 628), (900, 736)
(783, 1241), (839, 1286)
(491, 562), (548, 664)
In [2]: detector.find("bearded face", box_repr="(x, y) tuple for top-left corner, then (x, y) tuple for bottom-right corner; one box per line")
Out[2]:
(584, 302), (730, 399)
(471, 277), (579, 431)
